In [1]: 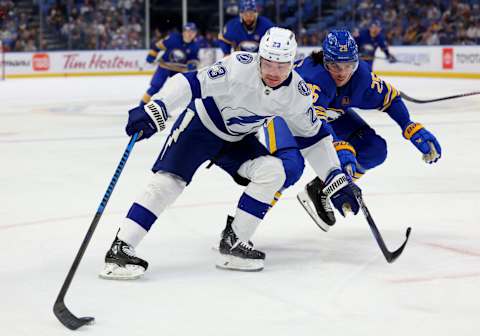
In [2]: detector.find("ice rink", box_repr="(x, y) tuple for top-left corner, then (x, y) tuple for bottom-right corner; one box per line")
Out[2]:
(1, 74), (479, 336)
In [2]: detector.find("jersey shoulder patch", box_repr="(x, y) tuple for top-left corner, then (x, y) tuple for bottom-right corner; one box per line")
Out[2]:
(297, 80), (311, 96)
(207, 63), (227, 79)
(235, 53), (254, 64)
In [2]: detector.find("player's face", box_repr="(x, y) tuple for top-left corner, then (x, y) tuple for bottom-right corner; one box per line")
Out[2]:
(260, 58), (292, 88)
(369, 25), (381, 37)
(183, 30), (197, 43)
(325, 61), (358, 87)
(241, 11), (257, 27)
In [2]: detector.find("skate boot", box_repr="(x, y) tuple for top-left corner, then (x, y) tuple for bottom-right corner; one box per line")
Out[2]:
(216, 216), (265, 272)
(297, 177), (336, 232)
(99, 236), (148, 280)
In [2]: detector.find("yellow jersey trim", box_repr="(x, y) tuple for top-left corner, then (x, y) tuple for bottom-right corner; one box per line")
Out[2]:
(403, 122), (424, 139)
(267, 121), (277, 153)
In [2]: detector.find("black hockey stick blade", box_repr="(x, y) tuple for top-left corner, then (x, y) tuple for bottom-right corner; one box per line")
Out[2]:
(387, 227), (412, 262)
(53, 300), (94, 330)
(355, 190), (411, 263)
(401, 90), (480, 104)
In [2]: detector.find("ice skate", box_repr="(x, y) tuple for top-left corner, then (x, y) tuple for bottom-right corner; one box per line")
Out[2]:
(99, 237), (148, 280)
(297, 177), (336, 232)
(216, 216), (265, 272)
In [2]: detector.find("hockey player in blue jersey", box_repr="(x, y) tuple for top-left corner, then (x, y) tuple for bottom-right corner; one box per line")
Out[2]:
(99, 28), (361, 278)
(218, 0), (274, 56)
(353, 20), (396, 70)
(264, 29), (441, 231)
(141, 22), (200, 105)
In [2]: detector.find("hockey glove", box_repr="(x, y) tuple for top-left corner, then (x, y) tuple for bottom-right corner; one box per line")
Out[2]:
(334, 141), (358, 177)
(146, 54), (156, 64)
(126, 100), (168, 141)
(403, 122), (441, 164)
(323, 169), (360, 217)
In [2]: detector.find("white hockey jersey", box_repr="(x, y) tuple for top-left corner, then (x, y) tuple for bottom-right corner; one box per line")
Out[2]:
(152, 51), (341, 179)
(154, 51), (321, 143)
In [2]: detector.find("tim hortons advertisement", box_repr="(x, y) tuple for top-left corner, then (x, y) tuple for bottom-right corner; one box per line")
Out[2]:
(4, 50), (148, 77)
(3, 46), (479, 78)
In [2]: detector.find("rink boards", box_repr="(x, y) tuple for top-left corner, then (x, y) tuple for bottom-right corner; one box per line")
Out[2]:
(1, 45), (480, 79)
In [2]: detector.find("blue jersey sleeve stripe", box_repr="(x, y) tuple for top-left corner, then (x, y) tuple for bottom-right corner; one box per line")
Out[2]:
(202, 97), (230, 134)
(182, 71), (202, 99)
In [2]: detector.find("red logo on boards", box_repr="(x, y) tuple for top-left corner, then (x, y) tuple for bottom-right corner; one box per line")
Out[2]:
(32, 53), (50, 71)
(442, 48), (453, 69)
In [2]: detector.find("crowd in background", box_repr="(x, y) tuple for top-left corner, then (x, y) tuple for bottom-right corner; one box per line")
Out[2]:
(1, 0), (479, 52)
(50, 0), (145, 50)
(1, 0), (39, 51)
(0, 0), (145, 51)
(353, 0), (480, 45)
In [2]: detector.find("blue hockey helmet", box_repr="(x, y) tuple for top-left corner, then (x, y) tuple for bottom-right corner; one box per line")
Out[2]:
(370, 19), (382, 29)
(183, 22), (197, 32)
(239, 0), (256, 12)
(322, 29), (359, 64)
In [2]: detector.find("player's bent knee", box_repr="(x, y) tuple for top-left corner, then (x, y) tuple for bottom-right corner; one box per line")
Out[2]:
(249, 156), (286, 191)
(369, 135), (388, 167)
(355, 131), (388, 169)
(275, 148), (305, 188)
(137, 172), (186, 216)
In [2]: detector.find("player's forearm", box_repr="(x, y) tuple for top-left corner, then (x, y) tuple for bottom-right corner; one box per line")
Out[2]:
(151, 72), (196, 118)
(301, 135), (341, 181)
(385, 99), (412, 130)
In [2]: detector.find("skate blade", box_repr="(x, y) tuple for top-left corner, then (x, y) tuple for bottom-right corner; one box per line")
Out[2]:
(296, 191), (330, 232)
(98, 263), (145, 280)
(215, 254), (264, 272)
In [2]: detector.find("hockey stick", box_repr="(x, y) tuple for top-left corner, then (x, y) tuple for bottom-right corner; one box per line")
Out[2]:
(401, 90), (480, 104)
(53, 132), (140, 330)
(353, 189), (411, 263)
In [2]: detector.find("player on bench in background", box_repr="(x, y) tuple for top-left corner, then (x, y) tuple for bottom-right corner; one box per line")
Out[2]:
(218, 0), (273, 56)
(141, 22), (200, 105)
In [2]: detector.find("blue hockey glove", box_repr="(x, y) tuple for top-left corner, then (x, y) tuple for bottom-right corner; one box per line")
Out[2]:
(323, 169), (360, 217)
(403, 122), (441, 164)
(126, 100), (168, 141)
(334, 141), (358, 177)
(146, 54), (156, 64)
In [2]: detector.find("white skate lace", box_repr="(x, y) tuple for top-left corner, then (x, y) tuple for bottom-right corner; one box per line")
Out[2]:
(121, 244), (136, 258)
(233, 240), (254, 251)
(321, 194), (333, 212)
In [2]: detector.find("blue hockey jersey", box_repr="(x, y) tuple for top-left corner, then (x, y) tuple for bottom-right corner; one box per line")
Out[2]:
(218, 16), (274, 55)
(354, 29), (390, 62)
(294, 54), (411, 130)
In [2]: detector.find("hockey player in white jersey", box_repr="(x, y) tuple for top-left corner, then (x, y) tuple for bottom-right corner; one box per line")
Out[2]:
(99, 27), (361, 279)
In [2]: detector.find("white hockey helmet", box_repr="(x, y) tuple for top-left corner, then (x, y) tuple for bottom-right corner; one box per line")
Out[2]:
(258, 27), (297, 64)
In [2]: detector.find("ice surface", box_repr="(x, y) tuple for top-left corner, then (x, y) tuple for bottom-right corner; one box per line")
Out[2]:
(1, 75), (479, 336)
